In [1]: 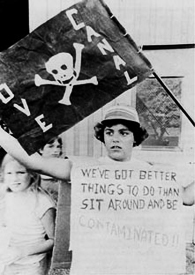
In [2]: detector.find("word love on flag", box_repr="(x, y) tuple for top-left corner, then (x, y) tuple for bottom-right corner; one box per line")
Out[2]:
(0, 12), (137, 132)
(0, 0), (153, 153)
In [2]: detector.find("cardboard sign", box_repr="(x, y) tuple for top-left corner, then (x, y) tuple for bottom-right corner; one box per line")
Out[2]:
(70, 161), (186, 274)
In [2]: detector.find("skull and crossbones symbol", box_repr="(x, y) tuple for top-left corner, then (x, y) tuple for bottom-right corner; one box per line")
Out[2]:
(34, 43), (98, 105)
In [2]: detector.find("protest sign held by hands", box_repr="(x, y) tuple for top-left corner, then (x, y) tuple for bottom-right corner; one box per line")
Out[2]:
(70, 162), (186, 274)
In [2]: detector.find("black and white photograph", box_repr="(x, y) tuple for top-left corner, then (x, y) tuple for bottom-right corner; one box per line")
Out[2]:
(0, 0), (194, 274)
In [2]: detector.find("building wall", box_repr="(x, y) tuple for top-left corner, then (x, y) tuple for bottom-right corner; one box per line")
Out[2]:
(134, 48), (194, 165)
(29, 0), (194, 45)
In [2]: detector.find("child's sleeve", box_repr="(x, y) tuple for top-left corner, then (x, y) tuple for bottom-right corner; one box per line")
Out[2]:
(36, 192), (56, 219)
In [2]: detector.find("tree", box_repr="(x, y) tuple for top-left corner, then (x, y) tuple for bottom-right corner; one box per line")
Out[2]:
(136, 77), (181, 146)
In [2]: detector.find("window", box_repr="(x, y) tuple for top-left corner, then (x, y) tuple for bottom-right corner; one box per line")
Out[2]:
(136, 77), (182, 148)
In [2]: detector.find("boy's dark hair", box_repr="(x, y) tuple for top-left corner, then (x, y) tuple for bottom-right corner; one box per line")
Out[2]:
(46, 136), (62, 147)
(40, 136), (63, 151)
(94, 120), (148, 147)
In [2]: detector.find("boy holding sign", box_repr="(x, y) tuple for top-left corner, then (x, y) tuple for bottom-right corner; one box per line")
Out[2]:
(0, 104), (194, 274)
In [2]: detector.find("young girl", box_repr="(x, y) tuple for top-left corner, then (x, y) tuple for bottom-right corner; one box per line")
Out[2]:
(0, 154), (56, 275)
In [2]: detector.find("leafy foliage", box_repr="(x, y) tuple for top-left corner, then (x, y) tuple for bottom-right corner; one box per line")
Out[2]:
(136, 77), (182, 146)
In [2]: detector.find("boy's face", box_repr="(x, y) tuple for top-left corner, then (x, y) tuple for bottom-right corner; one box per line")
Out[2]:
(4, 160), (31, 193)
(104, 123), (134, 162)
(40, 139), (62, 158)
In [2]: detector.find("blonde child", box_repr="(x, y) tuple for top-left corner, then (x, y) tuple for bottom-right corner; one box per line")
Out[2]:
(0, 154), (56, 275)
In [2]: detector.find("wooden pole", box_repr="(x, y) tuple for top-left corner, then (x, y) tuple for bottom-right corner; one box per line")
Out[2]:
(153, 71), (195, 127)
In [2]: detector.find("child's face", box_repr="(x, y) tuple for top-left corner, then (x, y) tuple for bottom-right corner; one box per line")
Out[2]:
(40, 139), (62, 158)
(4, 160), (31, 193)
(104, 124), (134, 162)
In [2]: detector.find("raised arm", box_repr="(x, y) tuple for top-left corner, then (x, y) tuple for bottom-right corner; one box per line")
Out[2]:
(0, 127), (72, 181)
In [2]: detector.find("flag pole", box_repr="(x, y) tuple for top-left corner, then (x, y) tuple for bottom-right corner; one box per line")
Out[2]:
(153, 71), (195, 127)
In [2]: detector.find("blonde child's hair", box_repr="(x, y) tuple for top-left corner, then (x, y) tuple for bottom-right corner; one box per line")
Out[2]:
(1, 154), (41, 193)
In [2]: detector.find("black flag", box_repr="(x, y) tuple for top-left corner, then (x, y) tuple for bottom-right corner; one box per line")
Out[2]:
(0, 0), (153, 154)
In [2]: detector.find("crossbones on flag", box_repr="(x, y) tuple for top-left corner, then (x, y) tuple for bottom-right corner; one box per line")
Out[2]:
(0, 0), (153, 154)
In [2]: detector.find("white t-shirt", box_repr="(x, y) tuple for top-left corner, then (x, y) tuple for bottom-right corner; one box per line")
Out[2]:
(4, 189), (55, 265)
